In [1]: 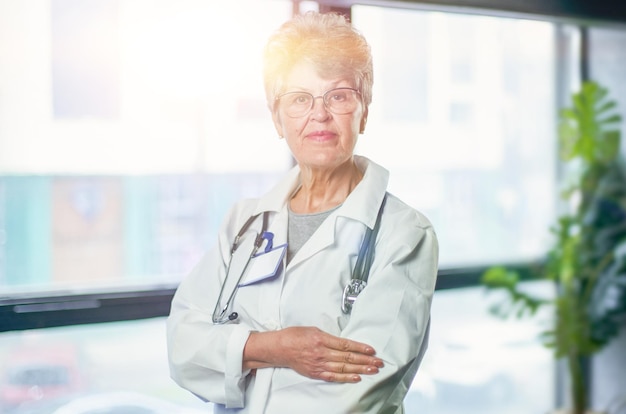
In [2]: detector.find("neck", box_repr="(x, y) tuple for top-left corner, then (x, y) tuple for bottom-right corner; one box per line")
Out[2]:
(290, 159), (363, 214)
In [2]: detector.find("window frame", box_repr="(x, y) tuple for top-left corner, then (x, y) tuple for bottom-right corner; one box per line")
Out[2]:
(1, 264), (539, 332)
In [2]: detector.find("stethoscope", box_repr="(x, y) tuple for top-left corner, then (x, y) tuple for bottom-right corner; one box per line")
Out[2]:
(211, 195), (387, 325)
(212, 211), (272, 324)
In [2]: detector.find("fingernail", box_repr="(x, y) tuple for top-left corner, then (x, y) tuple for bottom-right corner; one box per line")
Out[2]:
(366, 366), (379, 374)
(353, 375), (361, 382)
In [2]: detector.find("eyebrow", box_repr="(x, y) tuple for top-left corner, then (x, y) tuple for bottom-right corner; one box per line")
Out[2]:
(283, 82), (355, 94)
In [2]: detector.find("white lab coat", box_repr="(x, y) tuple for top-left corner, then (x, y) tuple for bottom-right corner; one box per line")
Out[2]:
(167, 156), (439, 414)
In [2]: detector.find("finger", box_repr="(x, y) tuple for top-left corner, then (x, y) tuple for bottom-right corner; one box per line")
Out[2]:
(326, 335), (377, 356)
(327, 349), (384, 369)
(324, 361), (380, 376)
(318, 371), (362, 383)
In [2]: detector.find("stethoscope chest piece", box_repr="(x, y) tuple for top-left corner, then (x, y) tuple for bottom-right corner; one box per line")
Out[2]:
(342, 278), (368, 314)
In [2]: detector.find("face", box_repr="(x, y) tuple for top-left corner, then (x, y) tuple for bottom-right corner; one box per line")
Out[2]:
(272, 61), (368, 172)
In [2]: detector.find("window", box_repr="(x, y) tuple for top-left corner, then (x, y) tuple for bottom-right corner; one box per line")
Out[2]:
(0, 0), (292, 293)
(409, 283), (555, 414)
(0, 318), (209, 412)
(52, 0), (121, 119)
(584, 25), (626, 410)
(1, 1), (293, 409)
(351, 6), (563, 412)
(2, 1), (625, 413)
(352, 6), (559, 267)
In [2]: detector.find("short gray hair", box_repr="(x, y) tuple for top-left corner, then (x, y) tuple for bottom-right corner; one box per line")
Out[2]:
(262, 11), (373, 112)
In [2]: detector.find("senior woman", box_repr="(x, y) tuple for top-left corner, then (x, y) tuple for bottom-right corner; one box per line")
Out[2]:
(167, 11), (438, 414)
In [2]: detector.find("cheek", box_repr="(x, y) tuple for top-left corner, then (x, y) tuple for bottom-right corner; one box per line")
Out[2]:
(283, 119), (306, 138)
(346, 113), (363, 136)
(348, 107), (364, 128)
(274, 110), (304, 136)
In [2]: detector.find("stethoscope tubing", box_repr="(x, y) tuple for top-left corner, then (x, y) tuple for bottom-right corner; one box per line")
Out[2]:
(212, 244), (259, 324)
(212, 211), (269, 324)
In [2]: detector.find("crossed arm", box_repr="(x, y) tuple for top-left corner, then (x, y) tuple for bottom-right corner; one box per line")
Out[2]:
(243, 326), (384, 383)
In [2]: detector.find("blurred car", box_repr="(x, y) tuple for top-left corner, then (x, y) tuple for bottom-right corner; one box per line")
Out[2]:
(0, 343), (87, 411)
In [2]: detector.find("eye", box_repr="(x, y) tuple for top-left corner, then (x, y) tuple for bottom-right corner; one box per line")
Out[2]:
(328, 90), (349, 102)
(290, 93), (312, 106)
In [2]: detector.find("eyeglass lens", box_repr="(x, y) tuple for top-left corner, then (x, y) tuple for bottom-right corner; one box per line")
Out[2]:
(278, 88), (359, 118)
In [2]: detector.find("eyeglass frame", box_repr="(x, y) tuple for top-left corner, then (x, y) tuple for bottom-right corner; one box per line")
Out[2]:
(274, 87), (362, 118)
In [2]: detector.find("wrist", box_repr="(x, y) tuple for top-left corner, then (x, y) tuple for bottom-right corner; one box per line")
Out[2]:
(243, 330), (278, 370)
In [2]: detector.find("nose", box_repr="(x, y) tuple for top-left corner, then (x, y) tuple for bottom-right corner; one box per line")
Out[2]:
(310, 96), (330, 120)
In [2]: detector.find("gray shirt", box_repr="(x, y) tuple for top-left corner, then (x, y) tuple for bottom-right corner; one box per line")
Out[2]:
(287, 205), (340, 263)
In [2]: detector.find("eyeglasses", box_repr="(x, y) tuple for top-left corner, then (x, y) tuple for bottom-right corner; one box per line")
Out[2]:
(275, 87), (361, 118)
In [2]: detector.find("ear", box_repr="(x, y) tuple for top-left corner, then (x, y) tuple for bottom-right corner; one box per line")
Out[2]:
(272, 109), (284, 138)
(359, 107), (369, 134)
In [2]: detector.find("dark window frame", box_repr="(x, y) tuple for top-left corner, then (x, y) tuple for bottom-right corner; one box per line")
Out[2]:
(0, 264), (539, 332)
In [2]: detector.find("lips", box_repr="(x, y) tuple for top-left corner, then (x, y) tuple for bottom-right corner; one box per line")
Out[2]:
(306, 130), (336, 141)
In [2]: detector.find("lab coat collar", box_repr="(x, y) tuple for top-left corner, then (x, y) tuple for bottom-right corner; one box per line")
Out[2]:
(340, 155), (389, 230)
(252, 155), (389, 229)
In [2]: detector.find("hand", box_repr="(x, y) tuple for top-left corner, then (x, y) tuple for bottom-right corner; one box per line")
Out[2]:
(244, 326), (384, 383)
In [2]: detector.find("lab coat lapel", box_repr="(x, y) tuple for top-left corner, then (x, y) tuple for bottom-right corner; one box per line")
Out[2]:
(270, 206), (289, 248)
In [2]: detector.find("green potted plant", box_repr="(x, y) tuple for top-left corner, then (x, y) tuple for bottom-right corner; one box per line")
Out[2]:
(481, 81), (626, 414)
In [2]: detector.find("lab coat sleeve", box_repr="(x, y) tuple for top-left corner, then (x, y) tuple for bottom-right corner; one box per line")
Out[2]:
(341, 204), (439, 412)
(166, 201), (257, 408)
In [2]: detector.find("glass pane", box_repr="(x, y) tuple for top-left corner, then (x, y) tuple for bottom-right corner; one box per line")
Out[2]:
(352, 6), (560, 268)
(0, 0), (292, 293)
(0, 174), (283, 292)
(589, 26), (626, 161)
(0, 286), (555, 414)
(0, 318), (212, 413)
(587, 26), (626, 411)
(406, 284), (555, 414)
